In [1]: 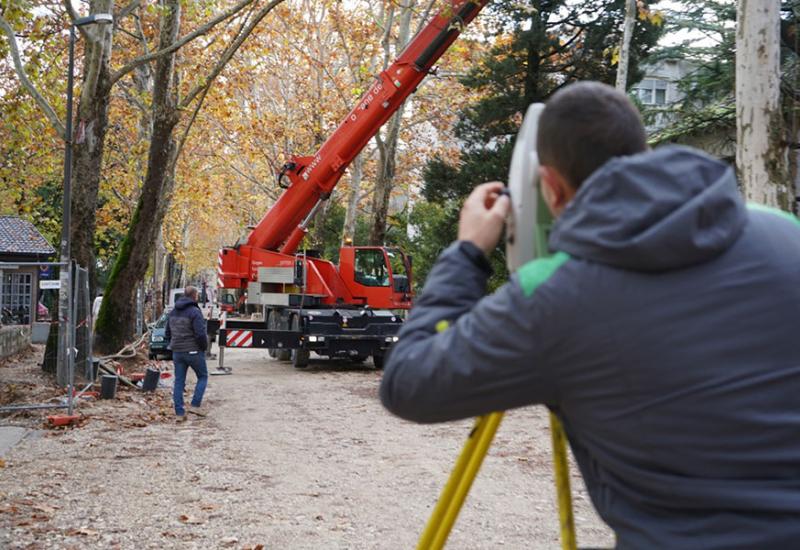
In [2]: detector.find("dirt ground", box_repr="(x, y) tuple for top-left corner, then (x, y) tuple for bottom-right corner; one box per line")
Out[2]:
(0, 347), (614, 549)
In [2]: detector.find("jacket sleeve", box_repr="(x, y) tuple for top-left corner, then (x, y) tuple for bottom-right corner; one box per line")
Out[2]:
(192, 307), (208, 351)
(165, 314), (172, 343)
(380, 242), (560, 423)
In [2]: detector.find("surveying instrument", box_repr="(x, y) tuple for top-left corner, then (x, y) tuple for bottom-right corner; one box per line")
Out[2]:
(416, 104), (578, 550)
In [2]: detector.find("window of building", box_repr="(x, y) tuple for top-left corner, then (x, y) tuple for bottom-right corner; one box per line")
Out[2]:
(354, 249), (390, 287)
(1, 272), (32, 325)
(634, 78), (668, 106)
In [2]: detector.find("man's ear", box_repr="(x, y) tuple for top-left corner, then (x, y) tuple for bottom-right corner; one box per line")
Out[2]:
(539, 165), (573, 216)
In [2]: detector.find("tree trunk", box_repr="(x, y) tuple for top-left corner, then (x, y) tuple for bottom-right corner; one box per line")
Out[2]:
(615, 0), (637, 91)
(164, 253), (178, 307)
(309, 194), (335, 251)
(343, 152), (364, 243)
(58, 0), (115, 385)
(71, 0), (115, 291)
(95, 0), (182, 353)
(152, 230), (167, 318)
(369, 111), (402, 245)
(736, 0), (791, 209)
(369, 0), (415, 245)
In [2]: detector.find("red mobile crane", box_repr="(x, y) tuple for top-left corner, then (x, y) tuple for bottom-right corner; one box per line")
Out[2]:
(216, 0), (489, 369)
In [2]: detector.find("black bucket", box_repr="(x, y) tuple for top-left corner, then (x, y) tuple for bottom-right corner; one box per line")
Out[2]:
(90, 358), (100, 381)
(142, 368), (160, 392)
(100, 375), (118, 399)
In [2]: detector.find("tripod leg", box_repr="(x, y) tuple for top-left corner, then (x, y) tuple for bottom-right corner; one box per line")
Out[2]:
(417, 412), (504, 550)
(550, 413), (576, 550)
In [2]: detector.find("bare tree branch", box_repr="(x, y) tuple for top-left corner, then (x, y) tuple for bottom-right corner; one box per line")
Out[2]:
(0, 14), (66, 138)
(116, 81), (149, 115)
(179, 0), (285, 108)
(62, 0), (91, 41)
(118, 0), (143, 20)
(413, 0), (437, 35)
(133, 6), (151, 56)
(63, 0), (79, 23)
(109, 0), (257, 86)
(174, 79), (211, 162)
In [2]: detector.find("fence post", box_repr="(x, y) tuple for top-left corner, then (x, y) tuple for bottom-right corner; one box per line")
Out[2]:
(67, 261), (77, 414)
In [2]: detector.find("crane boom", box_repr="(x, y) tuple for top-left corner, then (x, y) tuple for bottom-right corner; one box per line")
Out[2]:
(215, 0), (490, 369)
(246, 0), (490, 253)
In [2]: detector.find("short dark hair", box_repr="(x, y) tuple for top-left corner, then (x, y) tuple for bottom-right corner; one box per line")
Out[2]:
(537, 81), (647, 189)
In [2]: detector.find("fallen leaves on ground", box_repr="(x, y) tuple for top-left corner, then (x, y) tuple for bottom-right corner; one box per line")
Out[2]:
(178, 513), (205, 525)
(32, 504), (57, 514)
(65, 527), (99, 536)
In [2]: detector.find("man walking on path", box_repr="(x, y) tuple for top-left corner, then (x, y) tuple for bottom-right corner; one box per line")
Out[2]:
(166, 285), (209, 422)
(381, 82), (800, 547)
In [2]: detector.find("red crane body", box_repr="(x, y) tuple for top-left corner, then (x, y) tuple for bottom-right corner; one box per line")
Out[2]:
(218, 0), (489, 312)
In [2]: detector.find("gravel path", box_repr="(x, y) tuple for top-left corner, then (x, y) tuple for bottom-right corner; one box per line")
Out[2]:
(0, 349), (613, 549)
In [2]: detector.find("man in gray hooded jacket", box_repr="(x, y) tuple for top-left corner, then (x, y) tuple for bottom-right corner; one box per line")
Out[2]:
(166, 286), (209, 421)
(380, 82), (800, 548)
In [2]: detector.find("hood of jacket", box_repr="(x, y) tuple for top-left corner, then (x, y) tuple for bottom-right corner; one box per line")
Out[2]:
(548, 145), (747, 271)
(174, 296), (198, 311)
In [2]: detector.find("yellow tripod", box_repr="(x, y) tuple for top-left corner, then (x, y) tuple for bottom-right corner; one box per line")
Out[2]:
(417, 310), (576, 549)
(417, 102), (576, 549)
(416, 411), (576, 550)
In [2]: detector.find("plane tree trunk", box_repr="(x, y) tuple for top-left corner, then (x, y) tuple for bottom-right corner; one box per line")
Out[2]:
(368, 0), (415, 246)
(94, 0), (285, 351)
(615, 0), (636, 91)
(94, 0), (182, 353)
(343, 152), (364, 242)
(736, 0), (791, 209)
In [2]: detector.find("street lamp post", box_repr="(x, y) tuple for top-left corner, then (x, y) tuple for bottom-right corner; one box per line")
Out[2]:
(58, 13), (113, 399)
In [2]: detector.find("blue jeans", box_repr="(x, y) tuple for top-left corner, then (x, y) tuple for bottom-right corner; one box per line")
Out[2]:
(172, 351), (208, 416)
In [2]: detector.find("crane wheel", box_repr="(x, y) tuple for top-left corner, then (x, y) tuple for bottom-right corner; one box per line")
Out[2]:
(292, 349), (310, 369)
(268, 310), (291, 361)
(290, 315), (309, 368)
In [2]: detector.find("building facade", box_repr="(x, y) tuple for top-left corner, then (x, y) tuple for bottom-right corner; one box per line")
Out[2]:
(0, 217), (56, 326)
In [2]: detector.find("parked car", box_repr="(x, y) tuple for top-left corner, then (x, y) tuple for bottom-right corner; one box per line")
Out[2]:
(148, 311), (171, 360)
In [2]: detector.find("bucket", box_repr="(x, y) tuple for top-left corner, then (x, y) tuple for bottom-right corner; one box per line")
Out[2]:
(142, 368), (160, 392)
(100, 375), (118, 399)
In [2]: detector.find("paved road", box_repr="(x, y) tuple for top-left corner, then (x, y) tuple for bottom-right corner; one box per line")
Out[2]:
(0, 427), (26, 458)
(0, 349), (613, 549)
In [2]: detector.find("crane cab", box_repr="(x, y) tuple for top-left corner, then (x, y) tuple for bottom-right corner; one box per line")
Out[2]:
(338, 245), (413, 310)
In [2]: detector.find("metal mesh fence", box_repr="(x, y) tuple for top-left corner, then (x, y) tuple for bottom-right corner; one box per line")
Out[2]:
(73, 264), (92, 381)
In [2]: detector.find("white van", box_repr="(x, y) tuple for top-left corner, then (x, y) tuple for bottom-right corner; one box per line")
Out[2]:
(166, 288), (184, 311)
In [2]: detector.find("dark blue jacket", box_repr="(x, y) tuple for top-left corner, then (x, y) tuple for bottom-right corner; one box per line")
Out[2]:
(381, 146), (800, 548)
(165, 297), (208, 352)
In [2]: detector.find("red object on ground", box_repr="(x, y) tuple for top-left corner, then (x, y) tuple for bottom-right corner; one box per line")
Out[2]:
(160, 372), (172, 379)
(47, 414), (80, 427)
(129, 373), (145, 382)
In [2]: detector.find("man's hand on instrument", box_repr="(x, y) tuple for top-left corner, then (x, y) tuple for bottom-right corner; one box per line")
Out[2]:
(457, 182), (511, 256)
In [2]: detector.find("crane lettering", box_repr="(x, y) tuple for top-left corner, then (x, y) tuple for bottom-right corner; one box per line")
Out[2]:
(302, 154), (323, 181)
